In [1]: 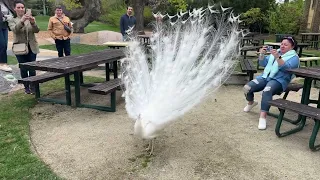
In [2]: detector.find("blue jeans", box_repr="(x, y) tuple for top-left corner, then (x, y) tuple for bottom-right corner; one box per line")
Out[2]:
(0, 28), (8, 63)
(244, 78), (283, 112)
(55, 39), (71, 57)
(16, 45), (37, 89)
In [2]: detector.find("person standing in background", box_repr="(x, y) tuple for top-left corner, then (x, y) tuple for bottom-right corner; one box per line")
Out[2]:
(120, 6), (136, 41)
(47, 6), (72, 57)
(0, 0), (14, 72)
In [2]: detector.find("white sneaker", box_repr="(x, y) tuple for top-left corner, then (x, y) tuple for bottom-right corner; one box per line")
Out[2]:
(243, 101), (258, 112)
(0, 64), (12, 72)
(258, 118), (267, 130)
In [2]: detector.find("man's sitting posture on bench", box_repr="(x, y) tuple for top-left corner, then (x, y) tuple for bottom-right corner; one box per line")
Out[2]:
(243, 36), (299, 130)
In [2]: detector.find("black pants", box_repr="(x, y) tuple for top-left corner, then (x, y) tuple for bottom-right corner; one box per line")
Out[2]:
(16, 45), (37, 89)
(0, 28), (8, 63)
(55, 39), (71, 57)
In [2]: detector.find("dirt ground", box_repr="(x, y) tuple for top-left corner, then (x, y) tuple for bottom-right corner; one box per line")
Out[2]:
(29, 84), (320, 180)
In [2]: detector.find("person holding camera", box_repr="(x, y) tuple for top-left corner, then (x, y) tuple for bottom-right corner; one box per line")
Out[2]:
(8, 0), (39, 94)
(243, 36), (299, 130)
(47, 5), (72, 57)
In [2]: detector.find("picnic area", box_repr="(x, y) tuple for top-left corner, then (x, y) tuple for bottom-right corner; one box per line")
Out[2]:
(3, 0), (320, 179)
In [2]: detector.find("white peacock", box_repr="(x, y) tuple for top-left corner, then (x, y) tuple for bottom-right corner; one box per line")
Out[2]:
(121, 4), (243, 155)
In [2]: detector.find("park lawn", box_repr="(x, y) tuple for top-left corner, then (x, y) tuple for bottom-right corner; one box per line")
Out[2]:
(1, 44), (107, 179)
(35, 15), (118, 33)
(303, 49), (320, 57)
(7, 56), (18, 65)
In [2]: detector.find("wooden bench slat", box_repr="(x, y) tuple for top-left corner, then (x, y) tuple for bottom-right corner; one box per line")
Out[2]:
(88, 78), (122, 95)
(300, 57), (320, 61)
(18, 72), (64, 84)
(269, 99), (320, 120)
(285, 83), (303, 92)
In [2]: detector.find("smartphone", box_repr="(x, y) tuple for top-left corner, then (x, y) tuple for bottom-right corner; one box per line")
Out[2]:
(266, 46), (273, 52)
(26, 9), (31, 15)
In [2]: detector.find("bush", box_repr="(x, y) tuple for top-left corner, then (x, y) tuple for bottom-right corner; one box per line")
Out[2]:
(144, 6), (153, 27)
(99, 0), (155, 29)
(268, 0), (303, 34)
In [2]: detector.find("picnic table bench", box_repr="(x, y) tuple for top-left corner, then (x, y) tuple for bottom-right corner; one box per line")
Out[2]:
(18, 72), (69, 104)
(19, 49), (125, 111)
(269, 99), (320, 151)
(300, 57), (320, 67)
(239, 59), (257, 81)
(103, 41), (128, 49)
(87, 78), (123, 112)
(268, 67), (320, 151)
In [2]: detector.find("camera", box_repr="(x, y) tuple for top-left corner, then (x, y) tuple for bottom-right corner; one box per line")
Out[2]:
(266, 46), (273, 52)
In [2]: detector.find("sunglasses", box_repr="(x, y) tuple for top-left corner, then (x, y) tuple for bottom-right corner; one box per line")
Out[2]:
(283, 36), (295, 45)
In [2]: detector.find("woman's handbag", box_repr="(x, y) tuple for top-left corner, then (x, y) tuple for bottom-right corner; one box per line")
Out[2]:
(12, 25), (29, 55)
(12, 43), (28, 55)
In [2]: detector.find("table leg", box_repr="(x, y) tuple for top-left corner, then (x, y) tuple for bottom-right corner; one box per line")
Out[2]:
(113, 61), (118, 78)
(105, 63), (110, 81)
(74, 72), (81, 107)
(297, 77), (313, 123)
(79, 72), (84, 85)
(298, 47), (303, 57)
(64, 74), (72, 106)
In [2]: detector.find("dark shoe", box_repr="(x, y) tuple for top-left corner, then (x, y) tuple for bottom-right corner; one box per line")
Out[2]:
(30, 85), (36, 94)
(25, 88), (31, 94)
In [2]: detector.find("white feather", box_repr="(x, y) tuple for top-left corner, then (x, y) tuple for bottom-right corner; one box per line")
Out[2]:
(123, 7), (242, 140)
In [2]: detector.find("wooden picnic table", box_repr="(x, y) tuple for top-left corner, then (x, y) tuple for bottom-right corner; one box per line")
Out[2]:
(264, 42), (310, 57)
(300, 33), (320, 49)
(240, 45), (262, 59)
(103, 41), (128, 49)
(138, 34), (151, 44)
(19, 49), (125, 110)
(268, 67), (320, 150)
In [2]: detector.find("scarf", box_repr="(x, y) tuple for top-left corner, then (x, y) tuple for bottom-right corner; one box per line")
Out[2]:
(262, 49), (298, 79)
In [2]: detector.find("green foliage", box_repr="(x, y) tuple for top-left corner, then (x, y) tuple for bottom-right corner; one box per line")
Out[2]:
(143, 6), (154, 27)
(98, 0), (153, 29)
(61, 0), (82, 10)
(99, 0), (126, 27)
(242, 8), (264, 25)
(242, 8), (267, 33)
(268, 0), (304, 34)
(168, 0), (188, 12)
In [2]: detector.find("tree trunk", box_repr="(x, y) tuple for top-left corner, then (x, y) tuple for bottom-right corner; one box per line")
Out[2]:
(70, 0), (102, 33)
(132, 0), (145, 33)
(42, 0), (47, 16)
(300, 0), (311, 32)
(311, 0), (320, 32)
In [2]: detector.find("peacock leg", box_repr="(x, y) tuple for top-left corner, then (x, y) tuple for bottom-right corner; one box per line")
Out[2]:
(146, 139), (155, 156)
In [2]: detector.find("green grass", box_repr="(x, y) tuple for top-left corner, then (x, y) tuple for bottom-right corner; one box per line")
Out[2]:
(0, 80), (63, 179)
(39, 44), (109, 55)
(35, 15), (118, 32)
(7, 56), (18, 65)
(34, 15), (50, 31)
(0, 76), (105, 179)
(1, 44), (108, 178)
(84, 21), (119, 33)
(303, 50), (320, 57)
